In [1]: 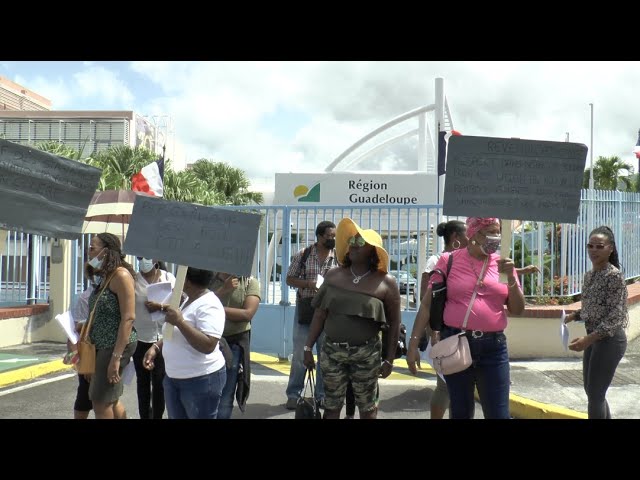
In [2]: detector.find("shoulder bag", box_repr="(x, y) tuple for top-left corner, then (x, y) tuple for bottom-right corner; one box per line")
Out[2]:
(429, 257), (488, 376)
(76, 272), (116, 375)
(295, 369), (322, 419)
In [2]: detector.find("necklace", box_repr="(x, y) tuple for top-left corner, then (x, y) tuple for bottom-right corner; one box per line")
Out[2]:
(350, 266), (371, 284)
(468, 251), (486, 288)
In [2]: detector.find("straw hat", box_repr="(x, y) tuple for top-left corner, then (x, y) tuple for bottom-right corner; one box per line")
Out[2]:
(336, 218), (389, 273)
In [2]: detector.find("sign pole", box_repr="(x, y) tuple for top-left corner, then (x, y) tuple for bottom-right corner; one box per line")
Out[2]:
(162, 265), (187, 341)
(499, 219), (512, 284)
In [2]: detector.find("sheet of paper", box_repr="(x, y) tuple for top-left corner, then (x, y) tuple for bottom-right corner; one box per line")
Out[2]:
(54, 311), (79, 344)
(420, 339), (446, 382)
(121, 360), (136, 385)
(316, 274), (324, 289)
(560, 309), (569, 351)
(146, 281), (173, 323)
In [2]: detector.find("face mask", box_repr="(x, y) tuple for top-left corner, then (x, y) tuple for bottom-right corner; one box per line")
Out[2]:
(324, 239), (336, 249)
(88, 255), (103, 270)
(93, 275), (103, 286)
(481, 235), (501, 255)
(139, 258), (155, 273)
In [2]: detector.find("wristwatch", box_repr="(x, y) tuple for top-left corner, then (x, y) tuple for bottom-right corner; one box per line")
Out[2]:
(303, 345), (312, 352)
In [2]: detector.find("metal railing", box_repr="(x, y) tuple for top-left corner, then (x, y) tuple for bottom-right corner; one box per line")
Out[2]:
(3, 189), (640, 308)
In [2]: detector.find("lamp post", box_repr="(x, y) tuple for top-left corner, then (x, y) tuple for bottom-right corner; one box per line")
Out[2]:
(589, 103), (594, 190)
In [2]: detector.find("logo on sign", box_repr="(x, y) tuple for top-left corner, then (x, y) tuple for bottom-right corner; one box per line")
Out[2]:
(294, 183), (320, 202)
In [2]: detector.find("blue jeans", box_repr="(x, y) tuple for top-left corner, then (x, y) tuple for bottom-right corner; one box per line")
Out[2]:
(286, 306), (325, 401)
(441, 326), (510, 419)
(163, 368), (227, 419)
(218, 343), (242, 419)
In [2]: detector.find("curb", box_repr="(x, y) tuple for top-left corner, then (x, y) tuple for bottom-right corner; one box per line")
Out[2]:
(509, 393), (588, 419)
(0, 360), (73, 389)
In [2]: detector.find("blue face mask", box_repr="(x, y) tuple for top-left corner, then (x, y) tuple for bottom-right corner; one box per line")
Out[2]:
(93, 275), (103, 286)
(139, 258), (155, 273)
(481, 235), (501, 255)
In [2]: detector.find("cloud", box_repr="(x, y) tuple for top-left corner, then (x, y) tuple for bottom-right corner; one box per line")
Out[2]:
(14, 64), (134, 109)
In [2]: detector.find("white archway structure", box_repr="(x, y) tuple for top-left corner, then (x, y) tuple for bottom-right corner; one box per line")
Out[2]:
(324, 77), (455, 174)
(265, 78), (456, 293)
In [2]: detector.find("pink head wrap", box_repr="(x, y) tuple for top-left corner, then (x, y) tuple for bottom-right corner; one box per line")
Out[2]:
(466, 217), (500, 240)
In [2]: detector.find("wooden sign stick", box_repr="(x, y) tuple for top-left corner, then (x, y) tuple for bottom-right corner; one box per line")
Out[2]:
(162, 264), (187, 341)
(499, 219), (512, 284)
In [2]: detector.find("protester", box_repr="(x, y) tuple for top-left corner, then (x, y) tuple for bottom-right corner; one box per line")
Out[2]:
(407, 217), (525, 419)
(303, 218), (401, 419)
(84, 233), (138, 419)
(284, 221), (338, 410)
(210, 272), (261, 419)
(565, 226), (628, 419)
(144, 267), (226, 419)
(132, 258), (176, 419)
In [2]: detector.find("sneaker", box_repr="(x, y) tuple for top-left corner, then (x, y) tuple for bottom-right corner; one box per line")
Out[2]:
(285, 398), (298, 410)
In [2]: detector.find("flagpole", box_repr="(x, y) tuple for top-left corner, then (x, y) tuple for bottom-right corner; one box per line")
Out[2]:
(589, 103), (594, 190)
(588, 103), (594, 236)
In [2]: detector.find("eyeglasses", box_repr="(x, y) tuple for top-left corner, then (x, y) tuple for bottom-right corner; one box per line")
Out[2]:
(347, 236), (367, 247)
(586, 243), (609, 250)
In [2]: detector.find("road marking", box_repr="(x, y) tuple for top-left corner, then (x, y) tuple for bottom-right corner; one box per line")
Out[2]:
(0, 358), (40, 363)
(0, 359), (73, 388)
(0, 373), (76, 397)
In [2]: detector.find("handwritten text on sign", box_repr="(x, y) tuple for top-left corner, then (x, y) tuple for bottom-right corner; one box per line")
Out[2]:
(443, 136), (588, 223)
(0, 139), (102, 239)
(123, 196), (262, 277)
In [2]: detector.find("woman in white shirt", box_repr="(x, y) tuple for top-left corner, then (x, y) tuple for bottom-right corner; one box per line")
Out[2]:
(132, 258), (176, 419)
(143, 267), (226, 419)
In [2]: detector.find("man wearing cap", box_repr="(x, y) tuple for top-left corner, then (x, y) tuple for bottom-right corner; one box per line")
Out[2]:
(303, 218), (401, 419)
(284, 220), (338, 410)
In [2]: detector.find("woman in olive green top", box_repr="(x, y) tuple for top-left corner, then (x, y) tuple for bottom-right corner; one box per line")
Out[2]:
(210, 272), (261, 419)
(303, 218), (401, 419)
(85, 233), (138, 419)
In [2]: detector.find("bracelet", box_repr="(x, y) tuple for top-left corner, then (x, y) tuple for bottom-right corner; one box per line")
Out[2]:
(508, 280), (518, 288)
(112, 352), (123, 359)
(383, 359), (393, 367)
(160, 304), (168, 312)
(152, 343), (160, 353)
(410, 335), (420, 339)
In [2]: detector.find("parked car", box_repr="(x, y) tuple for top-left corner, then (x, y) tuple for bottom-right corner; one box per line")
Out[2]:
(389, 270), (417, 295)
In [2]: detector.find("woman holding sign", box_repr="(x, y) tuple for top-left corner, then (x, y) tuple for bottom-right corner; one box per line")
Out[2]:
(407, 217), (525, 419)
(85, 233), (138, 420)
(144, 267), (227, 419)
(132, 258), (176, 419)
(564, 226), (628, 419)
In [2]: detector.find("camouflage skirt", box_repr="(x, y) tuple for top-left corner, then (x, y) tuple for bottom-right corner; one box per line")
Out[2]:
(319, 336), (381, 412)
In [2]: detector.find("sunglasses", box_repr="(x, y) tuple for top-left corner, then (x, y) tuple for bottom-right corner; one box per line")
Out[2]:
(586, 243), (609, 250)
(347, 236), (367, 247)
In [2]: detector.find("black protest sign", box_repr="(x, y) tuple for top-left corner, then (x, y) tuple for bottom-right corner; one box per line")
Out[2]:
(443, 135), (588, 223)
(123, 195), (261, 277)
(0, 139), (102, 239)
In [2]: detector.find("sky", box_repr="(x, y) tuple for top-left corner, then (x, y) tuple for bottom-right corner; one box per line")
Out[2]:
(2, 61), (640, 191)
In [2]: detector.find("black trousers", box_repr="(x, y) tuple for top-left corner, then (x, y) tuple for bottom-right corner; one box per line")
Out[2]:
(132, 341), (166, 419)
(583, 327), (627, 419)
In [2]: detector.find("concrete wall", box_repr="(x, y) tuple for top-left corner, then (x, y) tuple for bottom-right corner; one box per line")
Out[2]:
(505, 303), (640, 359)
(0, 308), (62, 348)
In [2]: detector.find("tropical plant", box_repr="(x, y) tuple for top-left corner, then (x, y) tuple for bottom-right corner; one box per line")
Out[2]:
(582, 155), (633, 190)
(190, 159), (264, 205)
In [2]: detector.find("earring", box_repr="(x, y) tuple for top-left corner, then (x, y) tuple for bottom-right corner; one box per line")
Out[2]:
(471, 240), (477, 245)
(452, 239), (461, 250)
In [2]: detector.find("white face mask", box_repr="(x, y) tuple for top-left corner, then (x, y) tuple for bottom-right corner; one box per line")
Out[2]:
(93, 275), (103, 286)
(88, 247), (105, 270)
(139, 258), (155, 274)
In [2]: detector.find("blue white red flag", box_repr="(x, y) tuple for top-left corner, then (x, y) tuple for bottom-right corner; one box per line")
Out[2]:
(131, 156), (164, 197)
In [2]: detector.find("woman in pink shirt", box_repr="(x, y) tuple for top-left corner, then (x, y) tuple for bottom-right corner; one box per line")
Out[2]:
(407, 217), (525, 419)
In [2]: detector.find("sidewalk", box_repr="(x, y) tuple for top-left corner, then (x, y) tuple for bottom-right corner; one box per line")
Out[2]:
(1, 341), (638, 419)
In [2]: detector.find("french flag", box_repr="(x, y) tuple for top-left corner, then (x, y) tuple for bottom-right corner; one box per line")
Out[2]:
(132, 156), (164, 197)
(437, 129), (461, 176)
(634, 129), (640, 161)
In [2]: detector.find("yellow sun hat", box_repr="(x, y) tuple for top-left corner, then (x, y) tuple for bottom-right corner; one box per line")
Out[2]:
(336, 218), (389, 273)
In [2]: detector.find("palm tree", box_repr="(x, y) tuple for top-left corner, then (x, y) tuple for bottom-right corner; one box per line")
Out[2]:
(190, 159), (264, 205)
(582, 155), (633, 190)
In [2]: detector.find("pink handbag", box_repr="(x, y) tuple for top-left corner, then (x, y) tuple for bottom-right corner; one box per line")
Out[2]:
(429, 257), (487, 376)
